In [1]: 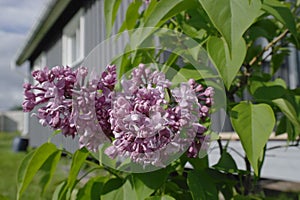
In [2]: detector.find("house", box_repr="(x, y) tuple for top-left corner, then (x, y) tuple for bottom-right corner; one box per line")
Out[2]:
(0, 111), (23, 132)
(15, 0), (300, 182)
(15, 0), (132, 153)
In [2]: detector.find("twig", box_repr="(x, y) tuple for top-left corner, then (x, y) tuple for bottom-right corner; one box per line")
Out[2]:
(78, 167), (99, 182)
(217, 138), (223, 155)
(266, 142), (300, 151)
(249, 29), (289, 66)
(226, 146), (245, 159)
(244, 156), (252, 195)
(210, 145), (245, 159)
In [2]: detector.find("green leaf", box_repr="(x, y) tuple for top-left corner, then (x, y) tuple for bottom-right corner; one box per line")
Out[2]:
(276, 115), (287, 136)
(102, 173), (166, 200)
(39, 151), (61, 195)
(17, 151), (35, 200)
(276, 115), (297, 140)
(171, 64), (218, 85)
(143, 0), (191, 28)
(77, 177), (108, 200)
(187, 170), (218, 200)
(199, 0), (261, 54)
(125, 0), (143, 30)
(187, 155), (209, 170)
(207, 36), (246, 89)
(67, 148), (89, 189)
(101, 179), (136, 200)
(52, 181), (67, 200)
(102, 178), (125, 195)
(230, 102), (275, 175)
(133, 0), (197, 48)
(128, 175), (154, 199)
(213, 151), (238, 173)
(104, 0), (122, 37)
(272, 98), (300, 131)
(262, 0), (298, 43)
(248, 19), (279, 41)
(270, 49), (290, 75)
(146, 195), (176, 200)
(132, 167), (169, 190)
(59, 148), (89, 200)
(249, 79), (287, 100)
(17, 143), (59, 200)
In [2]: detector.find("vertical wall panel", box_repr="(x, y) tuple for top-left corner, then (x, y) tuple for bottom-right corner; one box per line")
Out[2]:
(46, 37), (62, 67)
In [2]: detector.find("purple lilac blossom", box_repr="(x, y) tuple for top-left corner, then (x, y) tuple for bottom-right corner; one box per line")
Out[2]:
(23, 63), (213, 161)
(22, 65), (117, 144)
(105, 64), (207, 167)
(23, 66), (79, 136)
(71, 65), (116, 151)
(185, 79), (214, 158)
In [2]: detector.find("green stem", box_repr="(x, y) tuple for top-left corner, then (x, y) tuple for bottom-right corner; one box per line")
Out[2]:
(244, 156), (252, 195)
(217, 138), (223, 155)
(248, 29), (289, 67)
(104, 166), (124, 179)
(78, 167), (99, 182)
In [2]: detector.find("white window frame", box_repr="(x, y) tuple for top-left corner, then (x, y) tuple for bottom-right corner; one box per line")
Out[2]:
(62, 9), (85, 67)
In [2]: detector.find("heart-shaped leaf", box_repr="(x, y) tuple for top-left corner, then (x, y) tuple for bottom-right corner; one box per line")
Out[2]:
(207, 36), (246, 89)
(199, 0), (261, 54)
(230, 102), (275, 175)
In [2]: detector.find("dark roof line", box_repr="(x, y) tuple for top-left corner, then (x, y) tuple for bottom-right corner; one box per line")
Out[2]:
(15, 0), (72, 66)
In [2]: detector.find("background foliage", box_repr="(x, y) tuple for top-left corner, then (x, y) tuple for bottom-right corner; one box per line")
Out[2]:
(17, 0), (300, 199)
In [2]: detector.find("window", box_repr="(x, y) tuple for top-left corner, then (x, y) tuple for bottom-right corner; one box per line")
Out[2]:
(62, 9), (84, 67)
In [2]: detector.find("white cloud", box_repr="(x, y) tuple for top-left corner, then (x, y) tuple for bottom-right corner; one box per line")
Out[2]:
(0, 0), (48, 33)
(0, 0), (48, 110)
(0, 31), (27, 110)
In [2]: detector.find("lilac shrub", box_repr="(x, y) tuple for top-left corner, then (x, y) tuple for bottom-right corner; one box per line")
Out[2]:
(23, 64), (213, 166)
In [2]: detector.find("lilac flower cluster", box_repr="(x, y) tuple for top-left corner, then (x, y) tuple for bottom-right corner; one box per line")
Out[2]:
(23, 66), (79, 136)
(23, 64), (213, 166)
(105, 64), (214, 166)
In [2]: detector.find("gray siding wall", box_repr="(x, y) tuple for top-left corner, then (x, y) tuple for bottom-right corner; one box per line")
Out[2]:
(46, 37), (62, 66)
(29, 0), (131, 152)
(84, 0), (104, 55)
(83, 0), (131, 69)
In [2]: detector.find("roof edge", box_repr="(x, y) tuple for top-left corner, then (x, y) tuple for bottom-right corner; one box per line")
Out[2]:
(15, 0), (72, 66)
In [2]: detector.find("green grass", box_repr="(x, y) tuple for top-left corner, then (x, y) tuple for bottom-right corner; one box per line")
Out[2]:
(0, 132), (70, 200)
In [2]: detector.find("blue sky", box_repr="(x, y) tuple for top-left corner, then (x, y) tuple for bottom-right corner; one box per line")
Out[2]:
(0, 0), (49, 110)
